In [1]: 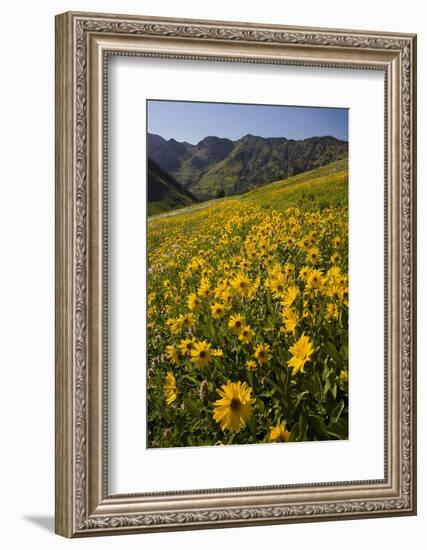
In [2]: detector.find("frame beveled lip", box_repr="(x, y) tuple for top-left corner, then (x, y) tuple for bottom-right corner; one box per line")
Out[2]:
(55, 11), (416, 538)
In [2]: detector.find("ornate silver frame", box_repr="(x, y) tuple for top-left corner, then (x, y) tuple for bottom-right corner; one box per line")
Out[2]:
(55, 11), (417, 537)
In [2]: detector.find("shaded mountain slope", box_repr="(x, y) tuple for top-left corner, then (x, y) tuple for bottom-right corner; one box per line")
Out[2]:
(147, 158), (197, 216)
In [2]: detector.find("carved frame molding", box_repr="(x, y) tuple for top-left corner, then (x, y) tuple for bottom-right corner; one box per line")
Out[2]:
(55, 12), (416, 537)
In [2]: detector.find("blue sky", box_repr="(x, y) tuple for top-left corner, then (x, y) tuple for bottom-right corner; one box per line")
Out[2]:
(147, 100), (348, 144)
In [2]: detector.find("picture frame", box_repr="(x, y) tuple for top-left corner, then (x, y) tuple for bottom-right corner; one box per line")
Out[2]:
(55, 11), (417, 538)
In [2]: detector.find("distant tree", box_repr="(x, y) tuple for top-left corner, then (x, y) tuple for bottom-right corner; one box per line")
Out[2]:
(216, 189), (225, 199)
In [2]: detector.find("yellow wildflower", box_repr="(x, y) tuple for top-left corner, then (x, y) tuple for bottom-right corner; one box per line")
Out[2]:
(166, 317), (183, 334)
(269, 423), (291, 442)
(211, 302), (227, 319)
(254, 343), (271, 365)
(287, 334), (315, 375)
(190, 340), (213, 368)
(164, 371), (177, 405)
(282, 308), (299, 334)
(307, 270), (323, 290)
(307, 246), (320, 264)
(339, 369), (348, 384)
(281, 285), (299, 308)
(213, 380), (255, 431)
(178, 338), (196, 357)
(178, 312), (195, 330)
(238, 325), (254, 344)
(232, 273), (251, 297)
(228, 314), (245, 334)
(187, 293), (201, 311)
(166, 344), (180, 365)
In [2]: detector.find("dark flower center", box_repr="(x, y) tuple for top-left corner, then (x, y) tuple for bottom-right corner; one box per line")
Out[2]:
(199, 351), (206, 358)
(230, 398), (241, 411)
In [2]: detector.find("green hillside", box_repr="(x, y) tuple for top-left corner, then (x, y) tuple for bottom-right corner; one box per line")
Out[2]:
(148, 133), (348, 201)
(150, 157), (348, 221)
(147, 159), (197, 216)
(242, 157), (348, 212)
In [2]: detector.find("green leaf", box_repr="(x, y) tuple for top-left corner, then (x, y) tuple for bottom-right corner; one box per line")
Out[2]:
(313, 372), (323, 401)
(293, 413), (308, 441)
(323, 341), (343, 367)
(247, 414), (257, 436)
(184, 397), (200, 416)
(265, 377), (285, 397)
(182, 374), (201, 385)
(296, 390), (310, 407)
(330, 399), (345, 425)
(255, 399), (265, 413)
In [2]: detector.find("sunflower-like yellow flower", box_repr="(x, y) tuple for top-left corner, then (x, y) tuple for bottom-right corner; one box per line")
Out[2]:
(298, 236), (311, 252)
(238, 325), (254, 344)
(220, 288), (233, 305)
(330, 252), (340, 264)
(190, 340), (213, 368)
(246, 359), (257, 370)
(268, 275), (286, 298)
(178, 312), (195, 330)
(287, 333), (315, 375)
(339, 369), (348, 384)
(254, 343), (271, 365)
(163, 279), (172, 290)
(339, 286), (349, 305)
(213, 380), (255, 431)
(228, 314), (245, 334)
(269, 423), (291, 443)
(326, 303), (339, 320)
(178, 338), (196, 357)
(210, 302), (227, 319)
(299, 266), (311, 282)
(248, 276), (261, 299)
(307, 246), (320, 264)
(232, 273), (251, 297)
(166, 317), (183, 334)
(166, 344), (180, 364)
(307, 270), (324, 291)
(326, 282), (341, 299)
(187, 293), (201, 311)
(240, 258), (251, 271)
(333, 236), (342, 248)
(281, 285), (299, 308)
(164, 371), (177, 405)
(197, 279), (211, 298)
(282, 308), (299, 334)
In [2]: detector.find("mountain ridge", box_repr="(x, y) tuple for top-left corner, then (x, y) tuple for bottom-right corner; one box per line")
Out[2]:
(147, 132), (348, 200)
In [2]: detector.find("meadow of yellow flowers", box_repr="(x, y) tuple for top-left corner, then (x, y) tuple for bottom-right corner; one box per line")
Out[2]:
(147, 161), (349, 447)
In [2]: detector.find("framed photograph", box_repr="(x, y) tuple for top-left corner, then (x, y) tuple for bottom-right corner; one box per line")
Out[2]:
(55, 11), (417, 537)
